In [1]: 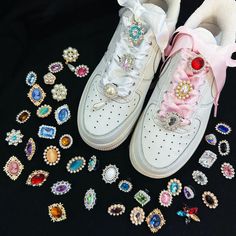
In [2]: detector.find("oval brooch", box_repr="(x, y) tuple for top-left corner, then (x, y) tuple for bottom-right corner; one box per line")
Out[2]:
(218, 140), (230, 156)
(48, 203), (67, 222)
(55, 104), (71, 125)
(26, 170), (49, 187)
(192, 170), (208, 185)
(159, 190), (173, 207)
(215, 123), (231, 135)
(25, 138), (36, 161)
(118, 180), (133, 193)
(167, 178), (182, 196)
(36, 104), (52, 118)
(3, 156), (24, 180)
(146, 208), (166, 233)
(202, 191), (218, 209)
(88, 155), (98, 172)
(108, 204), (125, 216)
(84, 188), (97, 211)
(221, 162), (235, 179)
(66, 156), (86, 174)
(102, 164), (119, 184)
(51, 181), (71, 195)
(28, 84), (46, 106)
(43, 146), (61, 166)
(26, 71), (37, 86)
(16, 110), (31, 124)
(59, 134), (73, 149)
(48, 62), (64, 74)
(130, 207), (145, 225)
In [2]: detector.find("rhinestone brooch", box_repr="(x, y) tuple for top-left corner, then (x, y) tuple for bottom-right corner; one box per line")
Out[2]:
(44, 72), (56, 85)
(55, 104), (71, 125)
(202, 191), (218, 209)
(51, 181), (71, 195)
(167, 178), (182, 196)
(59, 134), (73, 149)
(159, 190), (173, 207)
(177, 206), (200, 224)
(134, 190), (150, 207)
(36, 104), (52, 118)
(25, 138), (36, 160)
(74, 65), (89, 78)
(215, 123), (231, 135)
(118, 180), (133, 193)
(26, 170), (49, 187)
(221, 163), (235, 179)
(192, 170), (208, 185)
(84, 188), (97, 210)
(48, 203), (67, 222)
(5, 129), (23, 146)
(175, 80), (193, 100)
(102, 164), (119, 184)
(28, 84), (46, 106)
(118, 53), (135, 72)
(16, 110), (31, 124)
(198, 150), (217, 168)
(3, 156), (24, 180)
(128, 20), (145, 46)
(189, 55), (206, 73)
(43, 146), (61, 166)
(218, 140), (230, 156)
(183, 186), (195, 200)
(205, 134), (217, 145)
(130, 207), (145, 225)
(88, 155), (98, 172)
(146, 208), (166, 233)
(108, 204), (125, 216)
(48, 62), (64, 74)
(66, 156), (86, 174)
(26, 71), (37, 86)
(63, 47), (79, 63)
(161, 112), (182, 131)
(38, 125), (56, 139)
(51, 83), (67, 102)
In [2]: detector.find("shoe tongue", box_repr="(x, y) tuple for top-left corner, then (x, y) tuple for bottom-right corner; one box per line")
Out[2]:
(193, 27), (217, 45)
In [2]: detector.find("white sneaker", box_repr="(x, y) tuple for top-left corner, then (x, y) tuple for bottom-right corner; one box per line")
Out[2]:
(130, 0), (236, 178)
(78, 0), (181, 150)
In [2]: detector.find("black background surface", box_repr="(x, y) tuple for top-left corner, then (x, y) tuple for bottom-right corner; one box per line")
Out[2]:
(0, 0), (236, 235)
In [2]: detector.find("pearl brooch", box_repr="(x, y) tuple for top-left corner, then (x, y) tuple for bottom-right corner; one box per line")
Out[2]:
(43, 146), (61, 166)
(130, 207), (145, 225)
(108, 204), (125, 216)
(202, 191), (218, 209)
(51, 181), (71, 195)
(74, 65), (89, 78)
(175, 80), (193, 100)
(66, 156), (86, 174)
(159, 190), (173, 207)
(43, 72), (56, 85)
(221, 163), (235, 179)
(63, 47), (79, 64)
(5, 129), (23, 146)
(36, 104), (52, 118)
(51, 83), (67, 102)
(103, 83), (118, 99)
(218, 140), (230, 156)
(16, 110), (31, 124)
(167, 178), (182, 196)
(102, 164), (119, 184)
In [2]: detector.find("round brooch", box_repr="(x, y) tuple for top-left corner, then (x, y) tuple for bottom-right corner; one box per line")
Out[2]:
(59, 134), (73, 149)
(202, 191), (218, 209)
(189, 54), (206, 73)
(175, 80), (193, 100)
(130, 207), (145, 225)
(51, 83), (67, 102)
(51, 181), (71, 195)
(63, 47), (79, 63)
(103, 83), (118, 99)
(102, 164), (119, 184)
(74, 65), (89, 78)
(218, 140), (230, 156)
(159, 190), (173, 207)
(66, 156), (86, 174)
(48, 203), (67, 222)
(118, 180), (133, 193)
(43, 146), (61, 166)
(108, 204), (125, 216)
(167, 178), (182, 196)
(192, 170), (208, 185)
(221, 162), (235, 179)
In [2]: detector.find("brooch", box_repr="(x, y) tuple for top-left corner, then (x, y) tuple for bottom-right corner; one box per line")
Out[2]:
(51, 181), (71, 195)
(43, 146), (61, 166)
(55, 104), (71, 125)
(38, 125), (56, 139)
(102, 164), (119, 184)
(48, 203), (67, 222)
(44, 72), (56, 85)
(130, 207), (145, 225)
(88, 155), (98, 172)
(16, 110), (31, 124)
(189, 54), (206, 73)
(134, 190), (150, 207)
(103, 83), (118, 99)
(161, 112), (182, 131)
(118, 53), (135, 72)
(192, 170), (208, 185)
(183, 186), (195, 200)
(26, 71), (37, 86)
(26, 170), (49, 187)
(177, 205), (200, 224)
(175, 80), (193, 100)
(218, 140), (230, 156)
(198, 150), (217, 168)
(108, 204), (125, 216)
(5, 129), (23, 146)
(205, 133), (217, 145)
(59, 134), (73, 149)
(66, 156), (86, 173)
(202, 191), (218, 209)
(48, 62), (64, 74)
(128, 20), (145, 46)
(74, 65), (89, 78)
(215, 123), (231, 135)
(51, 83), (67, 102)
(167, 178), (182, 196)
(159, 190), (173, 207)
(146, 208), (165, 233)
(63, 47), (79, 64)
(28, 84), (46, 106)
(221, 162), (235, 179)
(36, 104), (52, 118)
(25, 138), (36, 161)
(118, 180), (133, 193)
(3, 156), (24, 180)
(84, 188), (97, 210)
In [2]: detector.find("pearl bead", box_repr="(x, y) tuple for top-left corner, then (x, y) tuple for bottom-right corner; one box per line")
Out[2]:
(104, 83), (118, 99)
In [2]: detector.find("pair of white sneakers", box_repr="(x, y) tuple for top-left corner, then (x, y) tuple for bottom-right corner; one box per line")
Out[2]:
(77, 0), (236, 179)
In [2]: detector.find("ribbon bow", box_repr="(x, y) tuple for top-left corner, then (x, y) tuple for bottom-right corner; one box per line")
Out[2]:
(118, 0), (169, 54)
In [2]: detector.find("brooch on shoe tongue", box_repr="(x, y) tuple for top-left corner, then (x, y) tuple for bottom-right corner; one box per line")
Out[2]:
(160, 112), (182, 131)
(128, 20), (145, 46)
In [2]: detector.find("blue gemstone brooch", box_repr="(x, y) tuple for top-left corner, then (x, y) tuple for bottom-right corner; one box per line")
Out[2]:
(38, 125), (56, 139)
(28, 84), (46, 106)
(215, 123), (231, 135)
(130, 207), (145, 226)
(88, 155), (98, 172)
(167, 178), (182, 196)
(146, 208), (165, 233)
(118, 180), (133, 193)
(26, 71), (37, 86)
(5, 129), (24, 146)
(205, 134), (217, 145)
(66, 156), (86, 174)
(55, 104), (71, 125)
(51, 181), (71, 195)
(84, 188), (97, 210)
